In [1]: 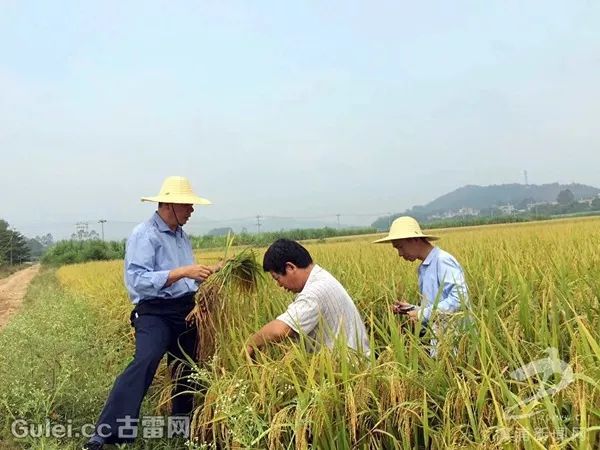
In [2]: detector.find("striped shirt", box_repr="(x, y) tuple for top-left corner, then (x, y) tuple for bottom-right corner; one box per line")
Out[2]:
(276, 265), (370, 356)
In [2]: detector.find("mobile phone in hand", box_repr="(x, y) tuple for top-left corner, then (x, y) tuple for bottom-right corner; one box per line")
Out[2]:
(393, 304), (416, 315)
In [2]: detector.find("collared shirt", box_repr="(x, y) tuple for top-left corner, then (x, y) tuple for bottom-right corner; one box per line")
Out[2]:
(276, 265), (371, 356)
(124, 212), (198, 304)
(417, 246), (468, 322)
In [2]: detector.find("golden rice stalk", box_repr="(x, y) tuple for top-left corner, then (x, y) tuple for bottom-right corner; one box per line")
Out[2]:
(189, 283), (221, 361)
(208, 247), (263, 294)
(346, 386), (358, 443)
(269, 405), (293, 449)
(187, 247), (262, 361)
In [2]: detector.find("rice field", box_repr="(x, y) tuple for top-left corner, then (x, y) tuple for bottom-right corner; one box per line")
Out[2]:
(54, 217), (600, 449)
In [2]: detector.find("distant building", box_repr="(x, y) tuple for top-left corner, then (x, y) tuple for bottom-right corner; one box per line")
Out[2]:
(498, 204), (515, 215)
(580, 192), (600, 205)
(526, 201), (549, 211)
(457, 207), (479, 216)
(428, 207), (479, 220)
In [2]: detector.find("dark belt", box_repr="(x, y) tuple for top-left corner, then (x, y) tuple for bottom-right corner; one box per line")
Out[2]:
(130, 294), (196, 326)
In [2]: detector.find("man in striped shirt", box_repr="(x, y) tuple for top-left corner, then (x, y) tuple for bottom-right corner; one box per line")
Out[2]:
(246, 239), (370, 357)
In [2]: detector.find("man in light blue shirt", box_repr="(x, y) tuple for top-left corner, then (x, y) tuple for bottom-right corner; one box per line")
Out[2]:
(373, 216), (468, 352)
(124, 211), (200, 304)
(85, 176), (219, 450)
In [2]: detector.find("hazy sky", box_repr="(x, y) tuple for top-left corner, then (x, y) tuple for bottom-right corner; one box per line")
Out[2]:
(1, 1), (599, 239)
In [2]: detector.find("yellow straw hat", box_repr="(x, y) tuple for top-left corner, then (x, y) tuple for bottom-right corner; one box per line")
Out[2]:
(141, 176), (212, 205)
(372, 216), (439, 244)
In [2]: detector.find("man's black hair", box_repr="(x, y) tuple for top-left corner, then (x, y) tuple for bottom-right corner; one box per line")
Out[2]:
(263, 239), (313, 275)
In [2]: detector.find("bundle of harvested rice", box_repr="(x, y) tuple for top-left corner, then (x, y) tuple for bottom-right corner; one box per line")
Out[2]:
(186, 248), (262, 361)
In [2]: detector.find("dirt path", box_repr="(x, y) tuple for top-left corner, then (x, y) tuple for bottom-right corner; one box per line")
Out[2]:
(0, 264), (40, 329)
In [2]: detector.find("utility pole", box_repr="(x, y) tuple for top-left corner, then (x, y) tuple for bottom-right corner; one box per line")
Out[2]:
(98, 219), (107, 241)
(8, 228), (13, 265)
(256, 215), (262, 234)
(336, 214), (341, 229)
(75, 222), (88, 241)
(387, 212), (392, 230)
(75, 222), (89, 240)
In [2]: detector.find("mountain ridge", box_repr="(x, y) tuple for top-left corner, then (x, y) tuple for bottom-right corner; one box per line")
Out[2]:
(372, 182), (600, 229)
(424, 182), (599, 211)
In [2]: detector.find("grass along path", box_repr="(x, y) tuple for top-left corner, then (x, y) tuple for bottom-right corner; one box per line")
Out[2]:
(0, 264), (40, 329)
(0, 269), (193, 450)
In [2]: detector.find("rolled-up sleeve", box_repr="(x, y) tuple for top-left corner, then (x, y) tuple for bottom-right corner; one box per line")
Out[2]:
(421, 257), (468, 322)
(276, 294), (320, 335)
(125, 231), (170, 299)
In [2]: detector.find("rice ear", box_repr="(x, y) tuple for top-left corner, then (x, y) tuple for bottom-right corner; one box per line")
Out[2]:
(192, 249), (263, 362)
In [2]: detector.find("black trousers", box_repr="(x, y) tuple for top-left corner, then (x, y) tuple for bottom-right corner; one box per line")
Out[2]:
(93, 295), (198, 444)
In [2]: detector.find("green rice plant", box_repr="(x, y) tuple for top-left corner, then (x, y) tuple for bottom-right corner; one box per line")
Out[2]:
(5, 216), (598, 449)
(187, 245), (263, 362)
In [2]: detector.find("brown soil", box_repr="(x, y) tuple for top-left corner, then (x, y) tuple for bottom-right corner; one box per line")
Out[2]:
(0, 264), (40, 329)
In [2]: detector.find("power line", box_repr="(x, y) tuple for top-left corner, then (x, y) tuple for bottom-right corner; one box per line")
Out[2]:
(12, 211), (394, 227)
(12, 210), (398, 240)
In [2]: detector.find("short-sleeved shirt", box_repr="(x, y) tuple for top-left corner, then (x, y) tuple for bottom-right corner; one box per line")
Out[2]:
(124, 212), (198, 304)
(276, 265), (370, 356)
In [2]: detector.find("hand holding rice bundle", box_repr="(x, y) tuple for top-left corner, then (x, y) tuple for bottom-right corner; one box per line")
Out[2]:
(186, 249), (263, 361)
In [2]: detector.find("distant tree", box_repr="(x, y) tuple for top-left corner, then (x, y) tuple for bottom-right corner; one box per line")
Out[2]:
(479, 207), (503, 217)
(0, 220), (31, 264)
(42, 239), (125, 266)
(12, 234), (30, 264)
(35, 233), (54, 247)
(27, 233), (55, 259)
(27, 238), (45, 259)
(591, 197), (600, 211)
(71, 229), (100, 241)
(557, 189), (575, 205)
(190, 226), (377, 249)
(371, 213), (402, 231)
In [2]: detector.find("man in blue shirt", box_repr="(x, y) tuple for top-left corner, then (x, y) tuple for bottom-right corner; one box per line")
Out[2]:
(84, 176), (219, 450)
(373, 216), (468, 353)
